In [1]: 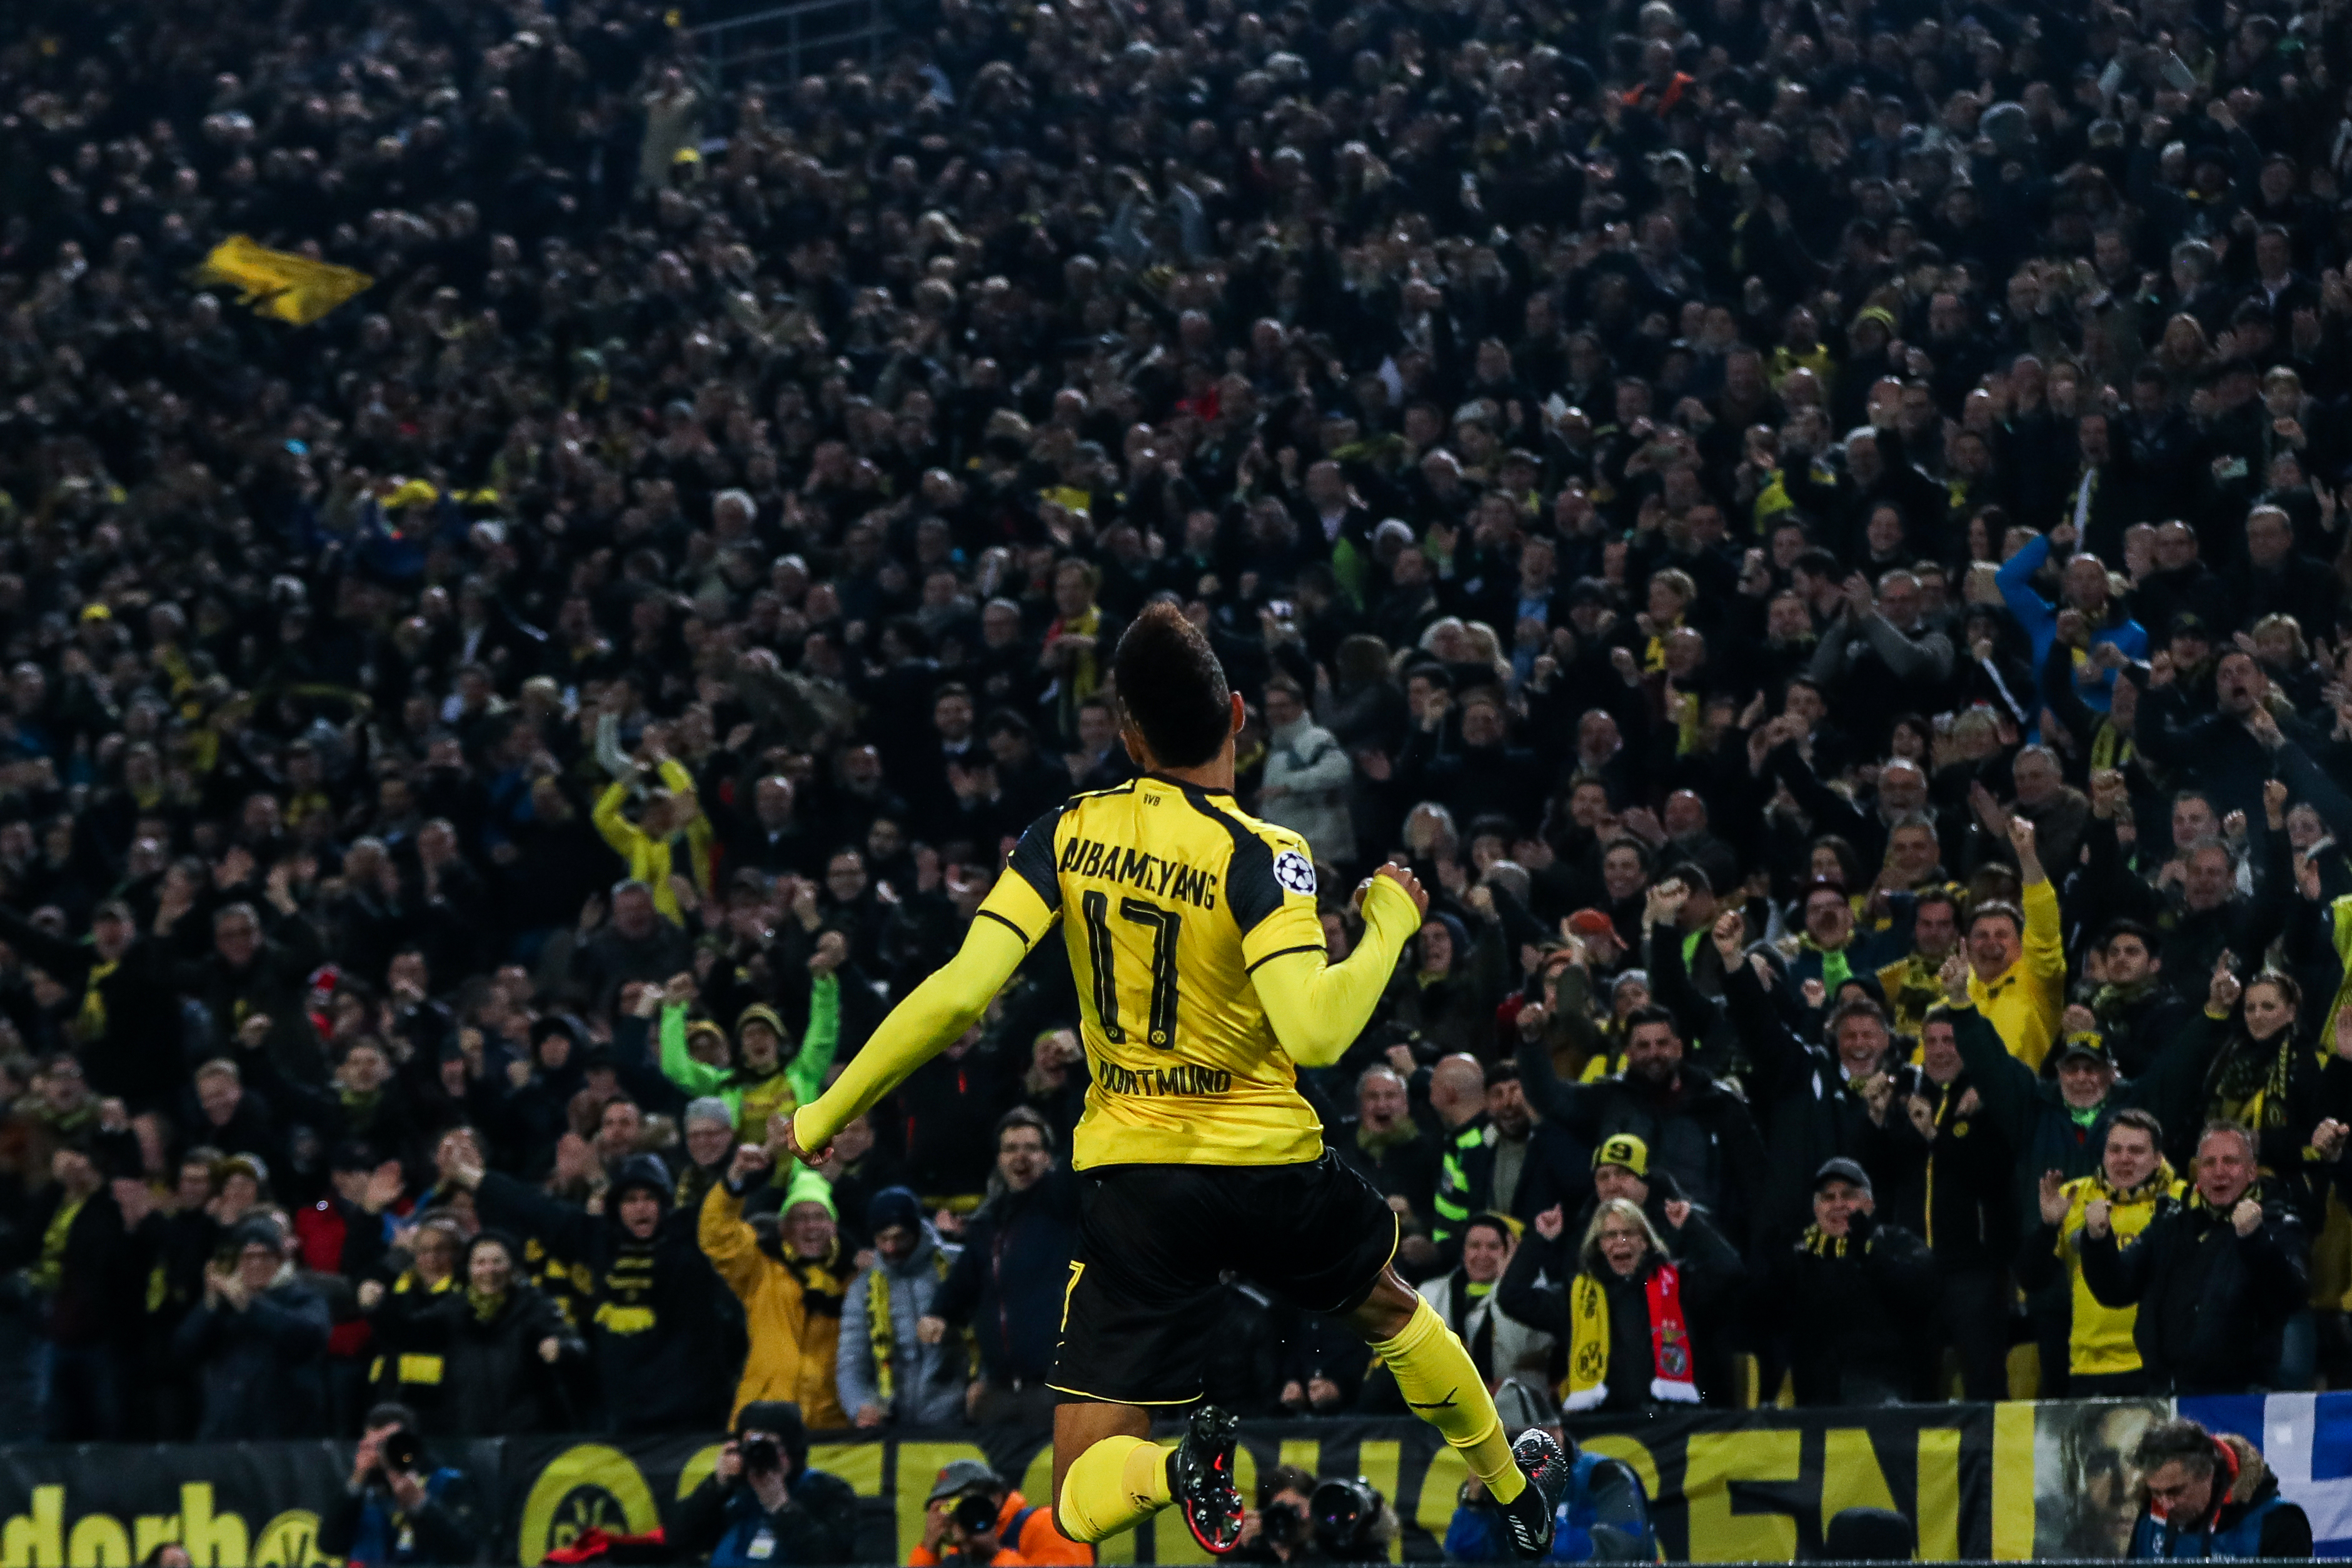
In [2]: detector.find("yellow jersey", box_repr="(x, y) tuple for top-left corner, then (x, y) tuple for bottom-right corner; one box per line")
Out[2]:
(978, 775), (1334, 1169)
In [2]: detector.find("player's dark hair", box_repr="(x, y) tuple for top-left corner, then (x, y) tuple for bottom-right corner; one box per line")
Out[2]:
(1113, 603), (1232, 768)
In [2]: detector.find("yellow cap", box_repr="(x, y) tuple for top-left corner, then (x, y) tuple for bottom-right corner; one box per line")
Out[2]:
(1594, 1133), (1649, 1177)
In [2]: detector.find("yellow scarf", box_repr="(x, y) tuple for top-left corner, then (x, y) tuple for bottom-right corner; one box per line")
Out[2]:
(1059, 606), (1103, 700)
(31, 1195), (84, 1292)
(74, 957), (116, 1043)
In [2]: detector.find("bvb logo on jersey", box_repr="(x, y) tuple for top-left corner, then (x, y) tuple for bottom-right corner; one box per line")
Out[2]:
(1272, 850), (1316, 895)
(519, 1444), (661, 1565)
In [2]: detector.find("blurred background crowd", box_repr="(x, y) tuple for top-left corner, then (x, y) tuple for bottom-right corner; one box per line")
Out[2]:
(2, 0), (2352, 1462)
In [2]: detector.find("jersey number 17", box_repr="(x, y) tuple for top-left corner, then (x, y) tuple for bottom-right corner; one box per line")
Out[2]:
(1080, 889), (1180, 1049)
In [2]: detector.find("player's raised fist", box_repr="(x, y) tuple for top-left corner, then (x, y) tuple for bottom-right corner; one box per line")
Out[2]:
(1362, 862), (1430, 917)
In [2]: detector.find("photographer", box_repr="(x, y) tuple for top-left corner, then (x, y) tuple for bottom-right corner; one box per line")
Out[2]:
(1233, 1465), (1318, 1564)
(671, 1401), (858, 1567)
(1444, 1383), (1656, 1562)
(316, 1402), (485, 1565)
(910, 1459), (1092, 1567)
(1302, 1479), (1398, 1564)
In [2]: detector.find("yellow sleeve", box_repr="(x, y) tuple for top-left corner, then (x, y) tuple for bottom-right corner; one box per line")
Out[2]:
(697, 1180), (766, 1301)
(591, 778), (644, 861)
(792, 879), (1047, 1150)
(2023, 878), (2064, 983)
(657, 758), (718, 897)
(1250, 877), (1420, 1068)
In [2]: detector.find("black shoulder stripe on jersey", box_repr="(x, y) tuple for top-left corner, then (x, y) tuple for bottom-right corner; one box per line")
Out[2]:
(1007, 804), (1068, 913)
(1177, 787), (1282, 935)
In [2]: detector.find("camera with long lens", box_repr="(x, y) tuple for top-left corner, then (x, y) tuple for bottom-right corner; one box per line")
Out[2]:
(741, 1434), (783, 1476)
(379, 1429), (421, 1477)
(951, 1494), (998, 1535)
(1309, 1477), (1385, 1559)
(1260, 1500), (1307, 1549)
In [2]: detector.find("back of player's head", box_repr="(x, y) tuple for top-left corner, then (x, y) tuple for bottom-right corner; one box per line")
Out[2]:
(1113, 602), (1231, 768)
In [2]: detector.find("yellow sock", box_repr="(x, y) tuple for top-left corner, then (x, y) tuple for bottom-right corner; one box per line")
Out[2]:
(1055, 1434), (1175, 1544)
(1373, 1297), (1526, 1505)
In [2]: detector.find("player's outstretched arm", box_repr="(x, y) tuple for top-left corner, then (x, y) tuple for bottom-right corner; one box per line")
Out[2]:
(785, 914), (1029, 1162)
(1253, 864), (1428, 1067)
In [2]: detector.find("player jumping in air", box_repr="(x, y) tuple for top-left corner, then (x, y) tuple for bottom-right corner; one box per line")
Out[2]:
(784, 603), (1567, 1557)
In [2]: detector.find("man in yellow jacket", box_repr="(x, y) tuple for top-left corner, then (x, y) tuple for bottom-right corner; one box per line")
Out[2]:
(1966, 816), (2067, 1072)
(2016, 1106), (2183, 1396)
(593, 755), (715, 925)
(700, 1143), (850, 1428)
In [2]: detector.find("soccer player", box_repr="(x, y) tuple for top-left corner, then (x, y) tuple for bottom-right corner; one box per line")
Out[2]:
(783, 603), (1566, 1557)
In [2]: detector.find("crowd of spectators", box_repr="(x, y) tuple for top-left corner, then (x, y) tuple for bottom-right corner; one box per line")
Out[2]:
(6, 0), (2352, 1455)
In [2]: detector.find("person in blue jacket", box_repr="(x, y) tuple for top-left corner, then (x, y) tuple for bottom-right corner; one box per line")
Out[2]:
(316, 1402), (485, 1565)
(1996, 520), (2148, 720)
(1444, 1382), (1656, 1562)
(670, 1400), (860, 1567)
(2126, 1417), (2311, 1559)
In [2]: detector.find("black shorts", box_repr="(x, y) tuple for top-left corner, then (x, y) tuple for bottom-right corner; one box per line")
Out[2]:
(1049, 1152), (1400, 1407)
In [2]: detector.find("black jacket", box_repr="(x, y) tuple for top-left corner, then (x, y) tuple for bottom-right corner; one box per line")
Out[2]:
(406, 1278), (586, 1436)
(1499, 1220), (1742, 1410)
(0, 908), (183, 1108)
(315, 1464), (487, 1565)
(1766, 1214), (1938, 1404)
(171, 1274), (332, 1439)
(1721, 957), (1886, 1250)
(2081, 1183), (2309, 1394)
(670, 1467), (861, 1565)
(1514, 1035), (1766, 1251)
(1868, 1065), (2017, 1274)
(472, 1160), (738, 1434)
(932, 1168), (1078, 1385)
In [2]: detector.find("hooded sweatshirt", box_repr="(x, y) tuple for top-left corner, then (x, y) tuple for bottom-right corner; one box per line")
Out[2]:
(472, 1153), (738, 1433)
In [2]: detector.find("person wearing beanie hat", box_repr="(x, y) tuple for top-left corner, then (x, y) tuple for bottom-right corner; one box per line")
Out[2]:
(1385, 910), (1492, 1061)
(434, 1138), (736, 1434)
(698, 1137), (851, 1429)
(1766, 1154), (1936, 1405)
(838, 1184), (972, 1429)
(173, 1211), (333, 1439)
(656, 971), (841, 1145)
(671, 1398), (860, 1567)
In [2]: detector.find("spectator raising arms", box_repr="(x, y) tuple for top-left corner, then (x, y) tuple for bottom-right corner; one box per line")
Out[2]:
(13, 0), (2352, 1444)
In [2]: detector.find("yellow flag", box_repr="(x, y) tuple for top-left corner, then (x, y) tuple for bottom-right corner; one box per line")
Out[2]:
(194, 235), (373, 326)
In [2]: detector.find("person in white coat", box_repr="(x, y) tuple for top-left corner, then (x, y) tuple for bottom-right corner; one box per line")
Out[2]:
(1259, 678), (1355, 868)
(1416, 1214), (1554, 1390)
